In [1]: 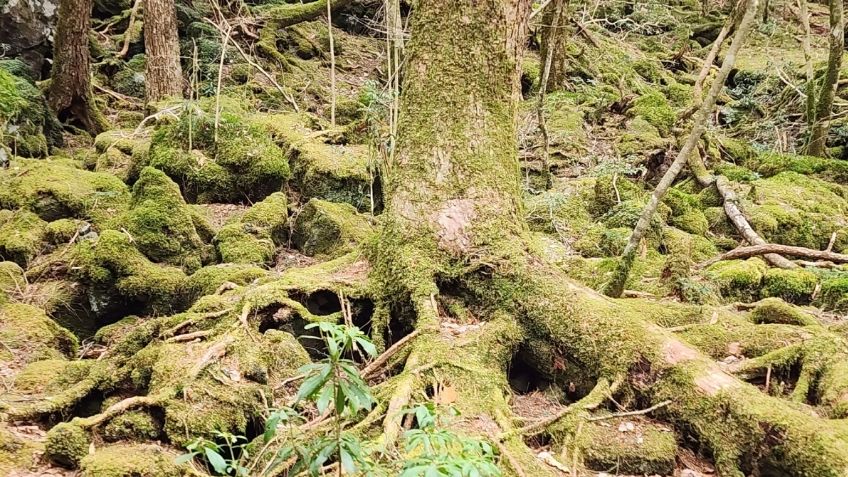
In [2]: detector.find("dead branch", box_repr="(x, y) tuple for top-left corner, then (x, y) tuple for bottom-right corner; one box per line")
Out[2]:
(362, 328), (421, 379)
(698, 244), (848, 268)
(586, 399), (671, 421)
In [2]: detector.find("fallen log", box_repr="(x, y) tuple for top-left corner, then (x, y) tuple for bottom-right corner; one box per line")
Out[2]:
(698, 243), (848, 268)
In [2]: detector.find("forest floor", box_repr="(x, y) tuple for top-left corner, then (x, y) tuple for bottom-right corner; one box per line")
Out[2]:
(2, 0), (848, 476)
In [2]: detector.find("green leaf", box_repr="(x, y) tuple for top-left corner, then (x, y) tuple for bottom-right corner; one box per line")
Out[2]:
(204, 448), (228, 475)
(340, 447), (357, 474)
(174, 453), (196, 465)
(316, 382), (334, 413)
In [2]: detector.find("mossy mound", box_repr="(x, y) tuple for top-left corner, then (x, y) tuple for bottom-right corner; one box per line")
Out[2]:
(0, 422), (41, 475)
(664, 188), (709, 236)
(292, 199), (373, 258)
(761, 268), (818, 305)
(45, 422), (90, 468)
(147, 99), (290, 203)
(543, 92), (587, 160)
(590, 176), (644, 216)
(704, 258), (767, 301)
(525, 178), (596, 246)
(79, 443), (184, 477)
(0, 261), (24, 304)
(259, 113), (378, 211)
(0, 158), (131, 224)
(186, 263), (267, 301)
(45, 218), (83, 245)
(817, 274), (848, 312)
(213, 192), (288, 265)
(13, 359), (93, 394)
(0, 209), (47, 266)
(630, 89), (676, 136)
(575, 418), (677, 475)
(102, 411), (161, 442)
(615, 116), (671, 157)
(93, 129), (151, 182)
(0, 303), (78, 367)
(750, 298), (818, 326)
(0, 68), (61, 157)
(742, 151), (848, 183)
(116, 167), (210, 271)
(73, 230), (189, 317)
(744, 172), (848, 251)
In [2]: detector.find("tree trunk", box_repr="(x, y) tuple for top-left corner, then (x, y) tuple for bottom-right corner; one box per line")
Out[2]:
(538, 0), (570, 91)
(48, 0), (106, 135)
(143, 0), (183, 103)
(807, 0), (843, 157)
(604, 0), (758, 298)
(796, 0), (816, 130)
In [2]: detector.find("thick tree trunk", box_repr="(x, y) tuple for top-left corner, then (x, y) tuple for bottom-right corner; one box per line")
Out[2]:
(48, 0), (107, 135)
(604, 0), (758, 298)
(143, 0), (183, 103)
(807, 0), (843, 157)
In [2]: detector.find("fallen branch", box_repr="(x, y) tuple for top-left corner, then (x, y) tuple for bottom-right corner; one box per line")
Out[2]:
(586, 399), (671, 421)
(166, 329), (213, 343)
(362, 328), (421, 379)
(698, 243), (848, 268)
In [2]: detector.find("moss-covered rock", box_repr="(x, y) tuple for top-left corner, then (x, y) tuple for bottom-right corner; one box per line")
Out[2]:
(93, 130), (152, 183)
(616, 116), (671, 157)
(0, 68), (61, 157)
(110, 54), (147, 99)
(0, 158), (130, 224)
(630, 89), (675, 135)
(543, 92), (587, 158)
(147, 99), (290, 203)
(116, 167), (210, 271)
(0, 209), (47, 266)
(0, 261), (24, 304)
(0, 303), (78, 367)
(212, 192), (289, 265)
(704, 258), (767, 301)
(73, 230), (188, 316)
(186, 263), (267, 301)
(13, 359), (92, 394)
(102, 411), (161, 442)
(590, 175), (644, 217)
(750, 297), (818, 326)
(45, 422), (90, 468)
(258, 113), (377, 211)
(746, 151), (848, 183)
(79, 443), (184, 477)
(817, 274), (848, 312)
(761, 268), (818, 304)
(45, 218), (83, 245)
(292, 199), (373, 257)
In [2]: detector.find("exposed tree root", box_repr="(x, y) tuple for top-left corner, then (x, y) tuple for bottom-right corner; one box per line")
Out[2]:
(699, 243), (848, 268)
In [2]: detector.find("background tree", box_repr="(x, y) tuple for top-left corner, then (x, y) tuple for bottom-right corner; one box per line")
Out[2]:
(48, 0), (107, 134)
(143, 0), (183, 103)
(806, 0), (843, 157)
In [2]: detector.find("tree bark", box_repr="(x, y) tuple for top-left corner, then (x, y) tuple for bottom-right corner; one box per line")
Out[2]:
(48, 0), (107, 135)
(538, 0), (570, 91)
(143, 0), (183, 103)
(604, 0), (759, 298)
(807, 0), (843, 157)
(796, 0), (815, 130)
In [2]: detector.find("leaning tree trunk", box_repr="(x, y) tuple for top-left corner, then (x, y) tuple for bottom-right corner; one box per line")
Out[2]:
(807, 0), (843, 157)
(603, 0), (758, 298)
(48, 0), (107, 135)
(143, 0), (183, 103)
(374, 0), (848, 474)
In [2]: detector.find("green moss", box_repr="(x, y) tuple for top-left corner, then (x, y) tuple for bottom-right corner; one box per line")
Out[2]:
(0, 261), (23, 304)
(543, 93), (587, 157)
(102, 411), (160, 442)
(0, 303), (78, 365)
(111, 54), (146, 99)
(704, 258), (767, 301)
(817, 275), (848, 311)
(749, 151), (848, 183)
(79, 443), (183, 477)
(0, 68), (56, 157)
(257, 113), (376, 211)
(214, 223), (276, 264)
(601, 199), (666, 240)
(242, 192), (288, 244)
(715, 163), (759, 182)
(750, 297), (818, 326)
(116, 167), (209, 271)
(73, 230), (188, 315)
(45, 422), (90, 468)
(0, 209), (47, 266)
(45, 219), (82, 245)
(13, 359), (92, 394)
(575, 419), (677, 475)
(148, 98), (290, 203)
(0, 422), (41, 475)
(616, 116), (670, 157)
(0, 158), (130, 224)
(186, 264), (267, 300)
(761, 269), (818, 304)
(590, 176), (643, 216)
(292, 199), (373, 258)
(631, 89), (676, 135)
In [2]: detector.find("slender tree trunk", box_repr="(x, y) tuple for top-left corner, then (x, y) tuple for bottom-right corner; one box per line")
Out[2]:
(796, 0), (816, 130)
(48, 0), (107, 135)
(604, 0), (759, 298)
(539, 0), (569, 91)
(143, 0), (183, 103)
(807, 0), (843, 157)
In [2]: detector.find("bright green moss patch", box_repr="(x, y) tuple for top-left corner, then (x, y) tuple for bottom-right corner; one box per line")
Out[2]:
(630, 89), (676, 135)
(575, 418), (677, 475)
(213, 192), (289, 265)
(13, 359), (92, 394)
(147, 98), (290, 203)
(704, 258), (767, 301)
(747, 151), (848, 183)
(115, 167), (209, 271)
(258, 113), (377, 211)
(817, 274), (848, 312)
(45, 219), (82, 245)
(0, 261), (24, 304)
(45, 422), (90, 468)
(0, 68), (58, 157)
(750, 297), (818, 326)
(616, 116), (670, 157)
(102, 411), (161, 442)
(0, 209), (47, 266)
(292, 199), (373, 258)
(0, 303), (78, 366)
(761, 269), (818, 304)
(0, 158), (130, 224)
(79, 443), (184, 477)
(186, 263), (267, 300)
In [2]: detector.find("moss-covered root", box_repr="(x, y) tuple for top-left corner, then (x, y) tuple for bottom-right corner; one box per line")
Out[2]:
(474, 265), (848, 476)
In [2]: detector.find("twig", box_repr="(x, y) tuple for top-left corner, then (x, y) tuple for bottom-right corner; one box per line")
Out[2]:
(362, 328), (421, 378)
(326, 0), (337, 126)
(586, 399), (671, 421)
(166, 329), (213, 343)
(214, 25), (233, 144)
(119, 0), (142, 58)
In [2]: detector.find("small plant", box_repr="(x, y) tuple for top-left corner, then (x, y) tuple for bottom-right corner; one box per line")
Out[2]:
(176, 431), (249, 476)
(399, 403), (502, 477)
